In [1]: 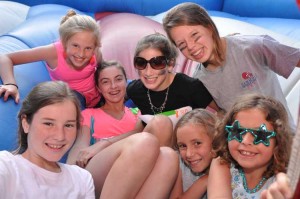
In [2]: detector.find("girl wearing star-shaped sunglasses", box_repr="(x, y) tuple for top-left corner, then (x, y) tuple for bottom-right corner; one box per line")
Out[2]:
(208, 93), (293, 198)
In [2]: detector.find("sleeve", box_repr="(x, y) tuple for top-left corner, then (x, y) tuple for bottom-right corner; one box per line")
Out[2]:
(192, 79), (213, 109)
(81, 109), (92, 128)
(0, 152), (17, 199)
(261, 35), (299, 78)
(84, 172), (95, 199)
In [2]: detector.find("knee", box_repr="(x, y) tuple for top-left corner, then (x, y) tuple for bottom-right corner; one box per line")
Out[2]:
(149, 115), (173, 131)
(128, 132), (160, 156)
(160, 147), (179, 166)
(159, 147), (179, 177)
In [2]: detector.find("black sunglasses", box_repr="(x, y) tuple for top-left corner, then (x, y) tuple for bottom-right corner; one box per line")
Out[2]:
(134, 56), (168, 70)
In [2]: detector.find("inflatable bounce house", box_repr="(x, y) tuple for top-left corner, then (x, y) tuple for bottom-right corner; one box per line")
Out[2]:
(1, 0), (300, 157)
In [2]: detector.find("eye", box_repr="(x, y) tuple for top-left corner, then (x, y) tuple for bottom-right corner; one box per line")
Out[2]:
(177, 44), (187, 51)
(177, 143), (187, 150)
(100, 80), (109, 85)
(65, 123), (76, 128)
(43, 122), (53, 127)
(194, 141), (202, 147)
(72, 44), (79, 48)
(116, 76), (124, 82)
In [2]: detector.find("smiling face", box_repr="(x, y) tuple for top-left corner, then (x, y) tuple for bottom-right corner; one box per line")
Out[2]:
(64, 31), (97, 70)
(177, 123), (213, 173)
(137, 48), (173, 91)
(22, 100), (77, 170)
(97, 66), (127, 104)
(228, 108), (276, 173)
(169, 25), (214, 63)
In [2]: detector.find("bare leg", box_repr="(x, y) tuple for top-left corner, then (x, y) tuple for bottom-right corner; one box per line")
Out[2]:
(85, 132), (161, 199)
(144, 115), (174, 147)
(135, 146), (179, 199)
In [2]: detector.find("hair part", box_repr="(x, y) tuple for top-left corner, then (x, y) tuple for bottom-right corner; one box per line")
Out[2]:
(162, 2), (224, 66)
(13, 81), (81, 154)
(134, 32), (178, 66)
(94, 60), (127, 106)
(59, 10), (101, 48)
(174, 108), (217, 150)
(212, 93), (293, 178)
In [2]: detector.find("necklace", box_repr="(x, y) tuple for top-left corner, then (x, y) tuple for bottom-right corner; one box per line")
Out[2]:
(239, 168), (267, 194)
(147, 86), (169, 114)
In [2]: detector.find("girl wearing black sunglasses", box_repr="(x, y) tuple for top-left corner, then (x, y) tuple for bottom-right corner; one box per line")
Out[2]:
(127, 33), (219, 147)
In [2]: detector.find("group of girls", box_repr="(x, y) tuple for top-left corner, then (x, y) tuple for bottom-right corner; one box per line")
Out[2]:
(0, 2), (299, 199)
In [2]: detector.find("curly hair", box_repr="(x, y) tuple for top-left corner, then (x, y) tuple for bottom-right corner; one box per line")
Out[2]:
(212, 93), (293, 178)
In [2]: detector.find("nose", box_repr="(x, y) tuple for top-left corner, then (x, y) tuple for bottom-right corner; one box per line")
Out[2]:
(111, 81), (117, 88)
(54, 126), (66, 141)
(144, 63), (153, 75)
(186, 147), (195, 158)
(241, 132), (254, 145)
(77, 48), (85, 57)
(186, 38), (195, 51)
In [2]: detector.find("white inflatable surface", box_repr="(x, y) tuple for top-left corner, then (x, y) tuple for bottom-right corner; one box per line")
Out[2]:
(0, 1), (29, 35)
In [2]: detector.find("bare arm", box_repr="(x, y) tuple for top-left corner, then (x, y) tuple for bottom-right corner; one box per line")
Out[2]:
(207, 100), (220, 112)
(0, 45), (56, 103)
(207, 158), (232, 199)
(169, 168), (208, 199)
(107, 119), (144, 143)
(169, 169), (183, 199)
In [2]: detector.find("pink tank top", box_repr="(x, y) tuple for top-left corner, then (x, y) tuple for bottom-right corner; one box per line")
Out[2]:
(46, 41), (100, 108)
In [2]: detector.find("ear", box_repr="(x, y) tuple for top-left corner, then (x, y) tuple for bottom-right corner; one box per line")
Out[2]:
(21, 115), (30, 134)
(167, 59), (176, 67)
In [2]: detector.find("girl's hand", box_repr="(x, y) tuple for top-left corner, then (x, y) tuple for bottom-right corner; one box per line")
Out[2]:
(76, 140), (111, 168)
(260, 173), (293, 199)
(0, 84), (20, 103)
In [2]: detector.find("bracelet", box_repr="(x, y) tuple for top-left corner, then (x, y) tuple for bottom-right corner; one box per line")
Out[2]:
(4, 83), (18, 89)
(99, 138), (112, 144)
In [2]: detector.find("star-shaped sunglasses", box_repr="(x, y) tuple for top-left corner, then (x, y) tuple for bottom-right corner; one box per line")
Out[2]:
(225, 120), (276, 146)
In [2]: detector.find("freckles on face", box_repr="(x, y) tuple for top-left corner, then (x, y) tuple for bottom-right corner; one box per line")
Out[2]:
(177, 124), (213, 173)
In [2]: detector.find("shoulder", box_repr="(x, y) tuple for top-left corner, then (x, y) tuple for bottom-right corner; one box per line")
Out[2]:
(127, 79), (144, 94)
(174, 73), (201, 84)
(0, 151), (15, 163)
(0, 151), (18, 177)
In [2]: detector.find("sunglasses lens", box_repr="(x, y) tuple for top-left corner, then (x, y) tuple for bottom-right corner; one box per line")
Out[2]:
(134, 57), (147, 70)
(149, 56), (167, 70)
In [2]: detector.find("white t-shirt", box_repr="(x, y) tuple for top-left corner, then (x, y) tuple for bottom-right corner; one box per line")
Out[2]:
(0, 151), (95, 199)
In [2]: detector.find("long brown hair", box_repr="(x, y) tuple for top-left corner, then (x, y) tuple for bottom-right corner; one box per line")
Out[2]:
(14, 81), (81, 154)
(163, 2), (224, 66)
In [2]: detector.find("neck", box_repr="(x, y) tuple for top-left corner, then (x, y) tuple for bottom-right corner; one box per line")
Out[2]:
(239, 167), (267, 193)
(22, 151), (61, 173)
(101, 103), (125, 120)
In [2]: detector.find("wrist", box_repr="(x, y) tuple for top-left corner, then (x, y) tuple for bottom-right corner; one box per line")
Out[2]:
(4, 83), (18, 89)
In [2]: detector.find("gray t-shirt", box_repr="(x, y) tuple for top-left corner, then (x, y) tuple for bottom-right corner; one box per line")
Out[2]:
(179, 157), (207, 199)
(193, 35), (299, 130)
